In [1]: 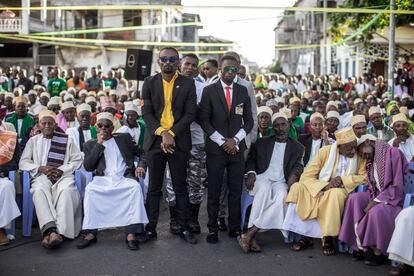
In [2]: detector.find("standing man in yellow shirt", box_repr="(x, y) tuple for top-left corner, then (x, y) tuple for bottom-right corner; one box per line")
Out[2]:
(141, 47), (197, 244)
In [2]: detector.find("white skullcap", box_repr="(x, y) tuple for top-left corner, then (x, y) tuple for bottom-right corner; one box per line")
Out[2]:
(354, 98), (363, 105)
(310, 112), (324, 122)
(67, 87), (76, 94)
(59, 91), (67, 97)
(271, 112), (288, 123)
(28, 90), (37, 96)
(109, 90), (117, 96)
(124, 102), (140, 114)
(32, 105), (47, 115)
(61, 101), (75, 111)
(391, 113), (409, 127)
(39, 110), (57, 121)
(279, 107), (292, 119)
(77, 103), (92, 114)
(327, 101), (338, 108)
(97, 91), (106, 97)
(368, 106), (381, 117)
(47, 96), (61, 107)
(351, 115), (366, 126)
(257, 106), (273, 117)
(63, 94), (74, 102)
(13, 87), (22, 96)
(40, 92), (50, 99)
(97, 112), (114, 123)
(5, 92), (14, 99)
(326, 111), (340, 120)
(85, 96), (96, 103)
(79, 90), (88, 96)
(357, 134), (377, 146)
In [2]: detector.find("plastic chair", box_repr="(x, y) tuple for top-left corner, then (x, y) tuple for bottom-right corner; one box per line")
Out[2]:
(22, 170), (85, 237)
(240, 185), (254, 231)
(4, 171), (17, 237)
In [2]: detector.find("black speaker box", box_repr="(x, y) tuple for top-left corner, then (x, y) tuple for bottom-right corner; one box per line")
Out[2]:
(125, 49), (153, 81)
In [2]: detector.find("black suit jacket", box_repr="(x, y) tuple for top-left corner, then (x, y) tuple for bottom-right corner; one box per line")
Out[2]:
(141, 73), (197, 152)
(199, 80), (254, 154)
(246, 136), (304, 184)
(298, 133), (326, 167)
(83, 133), (138, 178)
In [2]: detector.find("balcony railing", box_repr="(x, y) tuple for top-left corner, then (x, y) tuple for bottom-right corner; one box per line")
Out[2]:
(0, 17), (22, 33)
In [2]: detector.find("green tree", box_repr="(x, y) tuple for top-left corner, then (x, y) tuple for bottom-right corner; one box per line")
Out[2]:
(269, 61), (283, 73)
(329, 0), (414, 43)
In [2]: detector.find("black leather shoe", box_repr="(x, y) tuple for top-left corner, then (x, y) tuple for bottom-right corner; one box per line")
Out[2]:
(206, 232), (219, 244)
(137, 230), (157, 243)
(179, 230), (197, 244)
(125, 239), (139, 250)
(218, 218), (228, 232)
(76, 236), (97, 249)
(170, 219), (181, 235)
(189, 221), (201, 234)
(228, 230), (241, 238)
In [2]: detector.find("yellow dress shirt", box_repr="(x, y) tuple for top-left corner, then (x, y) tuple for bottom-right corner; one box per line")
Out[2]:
(155, 72), (179, 137)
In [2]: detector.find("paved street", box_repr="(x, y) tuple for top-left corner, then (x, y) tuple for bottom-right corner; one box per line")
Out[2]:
(0, 200), (391, 276)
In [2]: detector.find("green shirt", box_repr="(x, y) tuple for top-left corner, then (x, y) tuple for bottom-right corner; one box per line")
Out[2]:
(48, 78), (67, 97)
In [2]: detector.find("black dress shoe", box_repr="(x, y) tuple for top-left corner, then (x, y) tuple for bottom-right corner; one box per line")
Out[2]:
(189, 221), (201, 234)
(76, 236), (97, 249)
(218, 218), (228, 232)
(206, 232), (219, 244)
(179, 230), (197, 244)
(125, 239), (139, 250)
(137, 230), (157, 243)
(364, 253), (387, 266)
(228, 230), (241, 238)
(170, 219), (181, 235)
(352, 250), (364, 261)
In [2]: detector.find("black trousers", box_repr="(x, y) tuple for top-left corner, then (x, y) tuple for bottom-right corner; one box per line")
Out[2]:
(206, 152), (244, 233)
(145, 139), (190, 232)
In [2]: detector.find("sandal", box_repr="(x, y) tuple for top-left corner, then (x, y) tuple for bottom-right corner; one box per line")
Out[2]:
(237, 235), (250, 253)
(322, 237), (336, 256)
(250, 239), (261, 253)
(292, 237), (314, 251)
(389, 264), (409, 276)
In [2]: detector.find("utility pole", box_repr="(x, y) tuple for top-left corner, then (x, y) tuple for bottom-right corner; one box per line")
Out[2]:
(322, 0), (327, 76)
(388, 0), (396, 99)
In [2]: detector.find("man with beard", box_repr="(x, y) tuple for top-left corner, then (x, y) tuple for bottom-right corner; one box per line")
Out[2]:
(298, 112), (332, 168)
(283, 127), (367, 256)
(199, 55), (253, 244)
(256, 106), (273, 138)
(367, 106), (394, 142)
(389, 113), (414, 162)
(339, 134), (407, 265)
(65, 103), (97, 152)
(237, 112), (304, 253)
(141, 47), (197, 244)
(19, 110), (83, 249)
(56, 101), (79, 132)
(77, 112), (148, 250)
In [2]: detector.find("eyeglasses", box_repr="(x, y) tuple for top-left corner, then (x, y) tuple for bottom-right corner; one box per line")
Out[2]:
(223, 66), (238, 74)
(159, 56), (179, 63)
(97, 123), (112, 129)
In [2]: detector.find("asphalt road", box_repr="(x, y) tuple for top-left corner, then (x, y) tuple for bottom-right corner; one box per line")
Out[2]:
(0, 200), (392, 276)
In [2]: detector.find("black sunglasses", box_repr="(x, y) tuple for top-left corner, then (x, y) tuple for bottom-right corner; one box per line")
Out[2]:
(159, 56), (179, 63)
(97, 123), (112, 129)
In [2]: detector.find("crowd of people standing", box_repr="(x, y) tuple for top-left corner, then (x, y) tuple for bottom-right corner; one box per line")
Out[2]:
(1, 48), (414, 275)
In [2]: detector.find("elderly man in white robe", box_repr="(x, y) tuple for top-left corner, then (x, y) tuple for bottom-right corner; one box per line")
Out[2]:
(77, 112), (148, 251)
(19, 110), (83, 249)
(65, 103), (97, 152)
(389, 113), (414, 163)
(237, 112), (304, 253)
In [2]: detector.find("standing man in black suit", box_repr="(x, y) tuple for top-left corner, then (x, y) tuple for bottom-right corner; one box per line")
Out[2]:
(200, 55), (254, 243)
(142, 47), (197, 244)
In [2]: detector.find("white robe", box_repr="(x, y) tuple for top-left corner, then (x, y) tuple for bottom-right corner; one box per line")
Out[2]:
(0, 178), (21, 229)
(388, 135), (414, 163)
(66, 127), (93, 152)
(388, 206), (414, 266)
(116, 125), (141, 145)
(282, 151), (353, 238)
(248, 142), (288, 232)
(19, 134), (83, 238)
(82, 138), (148, 230)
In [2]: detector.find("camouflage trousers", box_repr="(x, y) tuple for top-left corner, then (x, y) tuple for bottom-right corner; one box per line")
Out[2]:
(164, 144), (207, 205)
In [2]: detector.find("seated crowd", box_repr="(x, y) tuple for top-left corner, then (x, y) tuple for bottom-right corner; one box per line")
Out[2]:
(1, 48), (414, 276)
